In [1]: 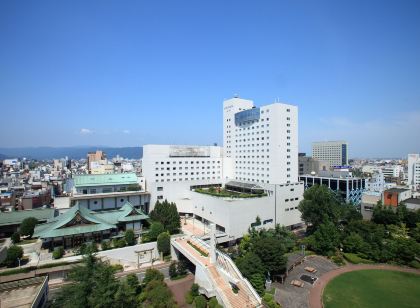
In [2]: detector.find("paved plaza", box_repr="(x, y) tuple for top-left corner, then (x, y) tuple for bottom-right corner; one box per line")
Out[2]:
(274, 255), (338, 308)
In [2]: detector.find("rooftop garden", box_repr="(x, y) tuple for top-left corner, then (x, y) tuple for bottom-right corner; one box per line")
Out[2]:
(194, 186), (267, 198)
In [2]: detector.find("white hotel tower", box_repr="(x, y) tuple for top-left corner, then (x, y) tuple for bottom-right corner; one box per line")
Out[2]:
(223, 96), (298, 184)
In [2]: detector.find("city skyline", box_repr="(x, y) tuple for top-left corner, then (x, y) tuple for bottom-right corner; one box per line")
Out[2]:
(1, 0), (420, 158)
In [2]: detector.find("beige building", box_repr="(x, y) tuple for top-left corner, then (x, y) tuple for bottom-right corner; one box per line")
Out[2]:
(298, 154), (330, 175)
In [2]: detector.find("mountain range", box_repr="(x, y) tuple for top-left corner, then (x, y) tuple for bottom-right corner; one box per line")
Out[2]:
(0, 147), (143, 160)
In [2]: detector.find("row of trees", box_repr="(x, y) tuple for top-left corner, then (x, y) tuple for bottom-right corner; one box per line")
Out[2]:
(235, 225), (296, 295)
(53, 254), (177, 308)
(299, 185), (420, 266)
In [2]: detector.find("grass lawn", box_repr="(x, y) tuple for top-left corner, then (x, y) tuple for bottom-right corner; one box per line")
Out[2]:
(323, 270), (420, 308)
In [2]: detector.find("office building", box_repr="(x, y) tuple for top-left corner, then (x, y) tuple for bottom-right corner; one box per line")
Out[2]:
(299, 173), (366, 205)
(408, 154), (420, 191)
(298, 153), (330, 175)
(312, 140), (348, 167)
(223, 97), (298, 184)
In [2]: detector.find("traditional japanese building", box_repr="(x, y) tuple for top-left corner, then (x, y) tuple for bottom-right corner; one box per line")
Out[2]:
(33, 201), (149, 249)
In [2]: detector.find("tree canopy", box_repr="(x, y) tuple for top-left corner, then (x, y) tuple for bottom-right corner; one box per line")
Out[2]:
(19, 217), (38, 238)
(150, 200), (181, 234)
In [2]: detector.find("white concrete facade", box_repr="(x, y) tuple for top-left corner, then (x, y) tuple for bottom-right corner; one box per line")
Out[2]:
(223, 97), (298, 184)
(149, 180), (303, 239)
(408, 154), (420, 191)
(142, 145), (224, 184)
(312, 140), (348, 167)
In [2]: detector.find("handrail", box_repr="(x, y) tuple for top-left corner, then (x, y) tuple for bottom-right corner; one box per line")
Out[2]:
(192, 236), (261, 305)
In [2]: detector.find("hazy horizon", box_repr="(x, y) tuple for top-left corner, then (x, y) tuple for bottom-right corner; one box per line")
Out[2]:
(1, 1), (419, 158)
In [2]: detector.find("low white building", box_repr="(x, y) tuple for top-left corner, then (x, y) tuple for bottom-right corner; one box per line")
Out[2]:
(147, 179), (304, 240)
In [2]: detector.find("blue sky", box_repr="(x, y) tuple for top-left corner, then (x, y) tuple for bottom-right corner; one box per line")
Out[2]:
(0, 0), (419, 158)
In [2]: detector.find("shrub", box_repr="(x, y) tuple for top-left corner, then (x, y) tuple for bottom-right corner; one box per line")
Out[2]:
(19, 217), (39, 238)
(169, 261), (177, 279)
(187, 240), (209, 257)
(194, 295), (207, 308)
(177, 259), (187, 276)
(185, 292), (194, 304)
(157, 232), (171, 256)
(101, 240), (111, 251)
(111, 264), (124, 272)
(112, 238), (126, 248)
(331, 254), (345, 266)
(143, 268), (164, 285)
(125, 229), (136, 246)
(263, 292), (281, 308)
(0, 266), (36, 276)
(208, 297), (222, 308)
(343, 253), (374, 264)
(409, 260), (420, 269)
(52, 246), (64, 259)
(191, 283), (200, 297)
(11, 232), (20, 244)
(77, 242), (98, 255)
(5, 245), (24, 267)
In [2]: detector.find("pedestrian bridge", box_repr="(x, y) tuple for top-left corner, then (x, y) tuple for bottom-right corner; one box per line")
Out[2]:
(171, 235), (262, 308)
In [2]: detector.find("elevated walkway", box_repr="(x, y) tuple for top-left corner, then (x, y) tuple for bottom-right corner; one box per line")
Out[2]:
(171, 235), (261, 308)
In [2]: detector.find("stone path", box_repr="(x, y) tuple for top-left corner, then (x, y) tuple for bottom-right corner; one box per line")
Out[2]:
(308, 263), (420, 308)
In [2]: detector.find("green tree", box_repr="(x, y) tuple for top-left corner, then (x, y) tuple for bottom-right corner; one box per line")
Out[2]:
(235, 252), (265, 279)
(306, 220), (340, 256)
(150, 200), (181, 234)
(142, 268), (164, 285)
(298, 185), (342, 231)
(125, 229), (136, 246)
(126, 273), (141, 294)
(5, 245), (23, 267)
(19, 217), (38, 238)
(249, 273), (266, 296)
(194, 295), (207, 308)
(139, 279), (177, 308)
(148, 222), (165, 241)
(157, 232), (171, 256)
(372, 204), (400, 225)
(115, 280), (138, 308)
(342, 232), (366, 253)
(53, 253), (154, 308)
(11, 232), (20, 244)
(253, 237), (287, 277)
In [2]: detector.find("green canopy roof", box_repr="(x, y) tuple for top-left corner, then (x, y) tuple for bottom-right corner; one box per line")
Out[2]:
(33, 202), (148, 239)
(0, 208), (57, 226)
(74, 173), (138, 187)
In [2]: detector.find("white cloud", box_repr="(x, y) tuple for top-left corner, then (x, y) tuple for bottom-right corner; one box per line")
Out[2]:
(80, 128), (93, 135)
(122, 129), (131, 134)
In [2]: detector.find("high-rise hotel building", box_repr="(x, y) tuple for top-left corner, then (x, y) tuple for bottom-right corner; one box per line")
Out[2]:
(223, 97), (298, 184)
(312, 140), (348, 167)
